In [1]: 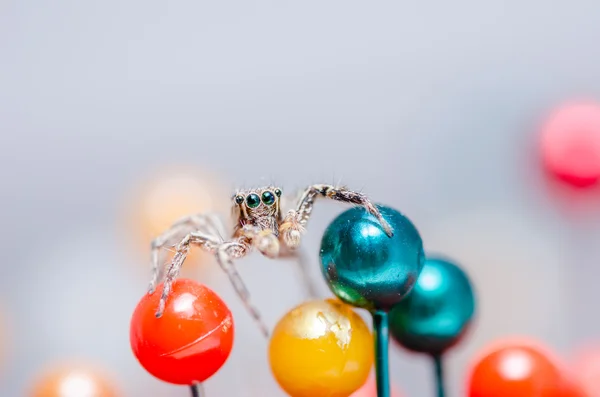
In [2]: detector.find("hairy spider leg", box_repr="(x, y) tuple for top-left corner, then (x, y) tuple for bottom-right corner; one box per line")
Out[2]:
(155, 231), (221, 317)
(148, 214), (224, 294)
(294, 184), (394, 236)
(155, 228), (271, 338)
(216, 241), (270, 338)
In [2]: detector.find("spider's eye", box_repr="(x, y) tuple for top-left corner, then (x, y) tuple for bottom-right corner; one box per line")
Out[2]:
(246, 193), (260, 208)
(274, 188), (282, 197)
(261, 191), (275, 206)
(235, 195), (244, 205)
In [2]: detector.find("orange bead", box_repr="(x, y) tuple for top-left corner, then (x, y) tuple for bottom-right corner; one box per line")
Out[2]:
(29, 362), (119, 397)
(269, 299), (373, 397)
(468, 339), (566, 397)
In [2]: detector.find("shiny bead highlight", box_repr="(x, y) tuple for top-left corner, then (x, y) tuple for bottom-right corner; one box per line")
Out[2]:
(319, 205), (425, 311)
(268, 299), (373, 397)
(389, 256), (476, 355)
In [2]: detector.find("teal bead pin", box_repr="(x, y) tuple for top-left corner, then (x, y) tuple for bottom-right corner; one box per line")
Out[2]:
(389, 256), (476, 397)
(320, 204), (425, 397)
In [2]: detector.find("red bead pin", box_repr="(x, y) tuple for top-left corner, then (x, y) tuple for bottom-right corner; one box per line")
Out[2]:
(130, 279), (234, 390)
(540, 100), (600, 188)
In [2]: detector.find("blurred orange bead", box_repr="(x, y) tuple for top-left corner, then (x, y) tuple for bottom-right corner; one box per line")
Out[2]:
(350, 374), (403, 397)
(122, 165), (231, 277)
(29, 362), (119, 397)
(467, 338), (566, 397)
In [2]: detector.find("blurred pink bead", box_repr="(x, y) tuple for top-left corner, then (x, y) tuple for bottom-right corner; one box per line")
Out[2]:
(351, 375), (403, 397)
(540, 100), (600, 187)
(572, 346), (600, 397)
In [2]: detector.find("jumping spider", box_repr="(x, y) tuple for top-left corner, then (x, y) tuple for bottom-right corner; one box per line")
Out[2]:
(148, 184), (393, 337)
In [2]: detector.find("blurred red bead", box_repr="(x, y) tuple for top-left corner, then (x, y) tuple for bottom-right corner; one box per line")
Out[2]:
(130, 279), (234, 385)
(467, 339), (565, 397)
(560, 383), (589, 397)
(571, 345), (600, 397)
(540, 101), (600, 187)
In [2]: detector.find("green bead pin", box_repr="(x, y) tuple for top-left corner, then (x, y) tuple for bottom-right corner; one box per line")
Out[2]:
(319, 205), (425, 397)
(389, 256), (476, 397)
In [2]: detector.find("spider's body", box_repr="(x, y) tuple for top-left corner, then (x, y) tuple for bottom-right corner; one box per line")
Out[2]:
(148, 183), (393, 338)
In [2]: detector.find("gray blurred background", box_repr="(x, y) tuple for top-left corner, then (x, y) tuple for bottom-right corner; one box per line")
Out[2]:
(2, 1), (600, 396)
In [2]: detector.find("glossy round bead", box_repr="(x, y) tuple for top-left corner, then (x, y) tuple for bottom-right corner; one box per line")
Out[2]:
(559, 382), (588, 397)
(320, 205), (425, 311)
(269, 299), (373, 397)
(274, 188), (282, 197)
(389, 256), (476, 355)
(130, 279), (234, 385)
(540, 100), (600, 187)
(246, 193), (260, 208)
(235, 195), (244, 205)
(261, 191), (275, 206)
(29, 363), (119, 397)
(467, 340), (565, 397)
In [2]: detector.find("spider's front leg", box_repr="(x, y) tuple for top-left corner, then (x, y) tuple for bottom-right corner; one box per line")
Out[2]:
(154, 227), (270, 338)
(280, 184), (394, 249)
(155, 231), (221, 317)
